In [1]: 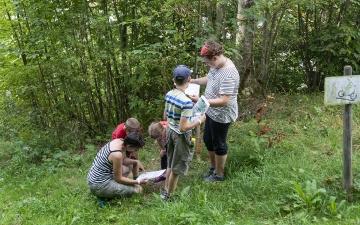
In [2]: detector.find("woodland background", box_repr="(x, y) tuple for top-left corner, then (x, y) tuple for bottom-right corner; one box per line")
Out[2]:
(0, 0), (359, 161)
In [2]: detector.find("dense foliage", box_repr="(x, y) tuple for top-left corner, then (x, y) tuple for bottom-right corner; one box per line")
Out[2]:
(0, 0), (359, 157)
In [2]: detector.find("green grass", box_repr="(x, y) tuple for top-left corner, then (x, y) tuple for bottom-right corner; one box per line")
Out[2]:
(1, 94), (360, 224)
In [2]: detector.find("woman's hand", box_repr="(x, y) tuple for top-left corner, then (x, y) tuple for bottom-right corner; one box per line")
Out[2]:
(140, 178), (149, 184)
(191, 77), (208, 85)
(136, 160), (146, 173)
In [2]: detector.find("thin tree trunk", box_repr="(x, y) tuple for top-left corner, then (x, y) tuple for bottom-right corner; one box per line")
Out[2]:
(236, 0), (254, 90)
(216, 2), (223, 40)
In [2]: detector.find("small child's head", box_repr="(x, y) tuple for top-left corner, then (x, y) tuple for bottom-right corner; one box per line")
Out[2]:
(173, 65), (192, 86)
(124, 118), (140, 133)
(148, 122), (165, 140)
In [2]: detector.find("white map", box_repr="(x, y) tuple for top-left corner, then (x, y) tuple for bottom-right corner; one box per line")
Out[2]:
(136, 169), (166, 181)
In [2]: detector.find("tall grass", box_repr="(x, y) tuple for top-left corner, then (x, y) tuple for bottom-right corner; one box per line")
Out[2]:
(1, 94), (360, 224)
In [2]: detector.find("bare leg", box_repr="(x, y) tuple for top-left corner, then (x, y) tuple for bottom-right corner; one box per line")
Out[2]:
(208, 151), (216, 169)
(215, 154), (227, 176)
(122, 165), (131, 177)
(167, 172), (180, 195)
(164, 167), (171, 191)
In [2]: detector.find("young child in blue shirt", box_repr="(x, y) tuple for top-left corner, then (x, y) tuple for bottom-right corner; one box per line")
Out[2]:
(161, 65), (206, 201)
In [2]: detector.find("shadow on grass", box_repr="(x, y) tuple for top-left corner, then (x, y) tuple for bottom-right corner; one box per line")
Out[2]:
(226, 146), (263, 178)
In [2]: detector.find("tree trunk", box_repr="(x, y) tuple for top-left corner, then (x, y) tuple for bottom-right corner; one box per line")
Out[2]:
(216, 2), (223, 40)
(236, 0), (254, 90)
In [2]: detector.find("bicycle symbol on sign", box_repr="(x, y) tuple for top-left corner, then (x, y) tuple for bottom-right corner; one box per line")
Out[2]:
(337, 78), (357, 101)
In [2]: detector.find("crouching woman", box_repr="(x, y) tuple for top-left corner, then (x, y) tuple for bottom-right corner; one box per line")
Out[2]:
(87, 132), (149, 199)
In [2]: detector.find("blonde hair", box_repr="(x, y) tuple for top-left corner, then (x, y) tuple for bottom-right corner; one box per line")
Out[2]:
(125, 118), (140, 133)
(148, 122), (165, 139)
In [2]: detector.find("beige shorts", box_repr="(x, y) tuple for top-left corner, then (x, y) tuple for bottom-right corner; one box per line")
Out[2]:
(88, 179), (136, 198)
(166, 128), (194, 175)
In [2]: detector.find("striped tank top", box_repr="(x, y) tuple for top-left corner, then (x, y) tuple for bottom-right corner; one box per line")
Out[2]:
(87, 142), (122, 184)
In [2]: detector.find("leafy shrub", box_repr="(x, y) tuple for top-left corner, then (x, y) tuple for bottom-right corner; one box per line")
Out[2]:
(283, 179), (351, 221)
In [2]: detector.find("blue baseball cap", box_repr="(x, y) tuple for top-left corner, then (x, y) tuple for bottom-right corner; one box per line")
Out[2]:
(173, 65), (192, 80)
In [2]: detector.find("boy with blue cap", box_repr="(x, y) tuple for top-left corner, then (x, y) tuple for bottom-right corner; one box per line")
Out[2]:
(161, 65), (206, 201)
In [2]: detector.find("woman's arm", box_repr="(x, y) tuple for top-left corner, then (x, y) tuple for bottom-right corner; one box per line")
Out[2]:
(122, 157), (145, 173)
(191, 77), (208, 86)
(190, 94), (231, 106)
(208, 94), (231, 107)
(111, 153), (139, 185)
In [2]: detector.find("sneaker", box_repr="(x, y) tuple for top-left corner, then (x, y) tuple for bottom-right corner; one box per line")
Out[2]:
(97, 197), (111, 207)
(161, 194), (171, 202)
(161, 188), (167, 196)
(152, 174), (166, 183)
(161, 193), (176, 202)
(203, 174), (224, 183)
(160, 189), (170, 201)
(201, 166), (215, 180)
(160, 188), (177, 202)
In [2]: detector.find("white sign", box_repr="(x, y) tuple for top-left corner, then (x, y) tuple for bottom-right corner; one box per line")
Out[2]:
(324, 76), (360, 105)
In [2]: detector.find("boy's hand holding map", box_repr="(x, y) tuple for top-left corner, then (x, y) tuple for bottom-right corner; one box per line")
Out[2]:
(190, 95), (210, 122)
(185, 83), (209, 122)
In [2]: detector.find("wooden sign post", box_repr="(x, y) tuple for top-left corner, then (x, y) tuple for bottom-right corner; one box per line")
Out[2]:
(324, 65), (357, 202)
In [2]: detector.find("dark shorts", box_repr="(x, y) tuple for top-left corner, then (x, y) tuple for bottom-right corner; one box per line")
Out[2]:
(203, 116), (231, 156)
(166, 128), (194, 175)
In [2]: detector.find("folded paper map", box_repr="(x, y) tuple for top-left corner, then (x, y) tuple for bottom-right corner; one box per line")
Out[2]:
(136, 169), (166, 181)
(190, 95), (210, 122)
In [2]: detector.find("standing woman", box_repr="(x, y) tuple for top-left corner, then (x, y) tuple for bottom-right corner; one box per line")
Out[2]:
(190, 39), (240, 182)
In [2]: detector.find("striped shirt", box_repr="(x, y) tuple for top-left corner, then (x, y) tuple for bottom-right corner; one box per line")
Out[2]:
(87, 142), (122, 184)
(205, 67), (240, 123)
(165, 89), (193, 134)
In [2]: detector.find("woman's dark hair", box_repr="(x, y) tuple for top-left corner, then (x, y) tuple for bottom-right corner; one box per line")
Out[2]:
(201, 39), (225, 60)
(124, 132), (145, 149)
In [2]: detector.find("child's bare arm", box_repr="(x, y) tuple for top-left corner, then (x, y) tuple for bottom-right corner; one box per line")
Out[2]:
(179, 114), (206, 132)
